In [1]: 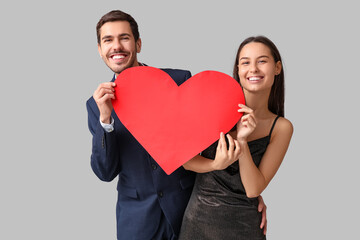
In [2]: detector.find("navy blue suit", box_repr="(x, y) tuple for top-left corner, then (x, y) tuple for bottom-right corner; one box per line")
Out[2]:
(86, 68), (196, 240)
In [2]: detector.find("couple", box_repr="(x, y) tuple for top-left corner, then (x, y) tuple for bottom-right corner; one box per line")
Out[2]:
(86, 10), (293, 240)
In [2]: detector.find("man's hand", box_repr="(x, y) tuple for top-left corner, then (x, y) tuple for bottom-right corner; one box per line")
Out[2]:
(93, 82), (116, 123)
(258, 195), (267, 235)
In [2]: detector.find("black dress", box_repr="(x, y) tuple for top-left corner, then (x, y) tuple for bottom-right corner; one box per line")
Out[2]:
(179, 116), (280, 240)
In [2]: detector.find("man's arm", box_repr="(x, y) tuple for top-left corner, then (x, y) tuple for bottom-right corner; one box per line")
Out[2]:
(87, 96), (121, 182)
(258, 195), (267, 235)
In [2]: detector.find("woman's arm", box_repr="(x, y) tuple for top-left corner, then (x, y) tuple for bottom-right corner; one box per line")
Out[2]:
(238, 117), (293, 198)
(183, 132), (241, 173)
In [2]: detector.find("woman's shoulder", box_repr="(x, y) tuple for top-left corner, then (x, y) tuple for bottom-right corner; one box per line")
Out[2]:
(271, 116), (293, 141)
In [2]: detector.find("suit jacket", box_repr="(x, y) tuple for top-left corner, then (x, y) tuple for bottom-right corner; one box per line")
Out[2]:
(86, 68), (196, 240)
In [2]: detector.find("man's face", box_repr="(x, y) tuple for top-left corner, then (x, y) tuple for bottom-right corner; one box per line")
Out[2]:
(98, 21), (141, 76)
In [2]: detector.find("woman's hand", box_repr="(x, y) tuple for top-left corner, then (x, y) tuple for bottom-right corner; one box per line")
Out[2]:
(237, 104), (257, 141)
(211, 132), (241, 170)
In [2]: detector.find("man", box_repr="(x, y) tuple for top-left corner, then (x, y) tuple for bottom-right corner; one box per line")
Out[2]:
(86, 10), (267, 240)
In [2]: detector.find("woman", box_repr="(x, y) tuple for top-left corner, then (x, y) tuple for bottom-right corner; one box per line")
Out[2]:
(179, 36), (293, 239)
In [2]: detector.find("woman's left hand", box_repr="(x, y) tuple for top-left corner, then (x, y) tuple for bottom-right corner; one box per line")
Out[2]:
(237, 104), (257, 141)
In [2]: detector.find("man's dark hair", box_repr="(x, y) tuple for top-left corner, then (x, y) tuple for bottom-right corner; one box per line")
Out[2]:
(96, 10), (140, 44)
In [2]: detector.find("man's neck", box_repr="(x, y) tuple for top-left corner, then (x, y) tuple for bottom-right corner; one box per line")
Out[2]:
(114, 62), (144, 77)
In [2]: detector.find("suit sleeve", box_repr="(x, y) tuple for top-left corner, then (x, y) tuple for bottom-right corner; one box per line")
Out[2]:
(185, 70), (192, 81)
(165, 69), (192, 85)
(177, 70), (192, 85)
(86, 98), (121, 182)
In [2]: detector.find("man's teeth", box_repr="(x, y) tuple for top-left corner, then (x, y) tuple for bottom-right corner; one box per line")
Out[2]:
(249, 77), (261, 81)
(113, 55), (125, 59)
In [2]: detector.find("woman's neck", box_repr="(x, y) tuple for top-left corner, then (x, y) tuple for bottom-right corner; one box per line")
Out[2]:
(244, 89), (271, 119)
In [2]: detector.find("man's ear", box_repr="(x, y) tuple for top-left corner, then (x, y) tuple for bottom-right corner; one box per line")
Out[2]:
(98, 43), (102, 58)
(136, 38), (142, 53)
(98, 44), (103, 58)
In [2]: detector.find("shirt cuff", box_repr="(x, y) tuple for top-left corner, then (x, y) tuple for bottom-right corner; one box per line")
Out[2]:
(100, 117), (114, 133)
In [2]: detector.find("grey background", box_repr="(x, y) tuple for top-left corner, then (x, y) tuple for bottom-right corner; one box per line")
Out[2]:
(1, 0), (359, 239)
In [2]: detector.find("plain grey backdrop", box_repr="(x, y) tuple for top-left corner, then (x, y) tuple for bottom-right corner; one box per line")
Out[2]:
(1, 0), (359, 239)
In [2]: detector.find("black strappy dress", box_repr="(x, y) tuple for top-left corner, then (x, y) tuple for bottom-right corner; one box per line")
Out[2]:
(179, 116), (280, 240)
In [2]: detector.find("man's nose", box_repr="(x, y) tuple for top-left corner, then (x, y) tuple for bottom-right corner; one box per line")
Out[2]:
(113, 39), (123, 51)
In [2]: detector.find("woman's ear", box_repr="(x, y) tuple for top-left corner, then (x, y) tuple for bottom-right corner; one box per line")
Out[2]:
(275, 61), (282, 75)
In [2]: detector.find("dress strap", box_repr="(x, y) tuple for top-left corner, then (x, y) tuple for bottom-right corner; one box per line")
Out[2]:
(269, 115), (280, 138)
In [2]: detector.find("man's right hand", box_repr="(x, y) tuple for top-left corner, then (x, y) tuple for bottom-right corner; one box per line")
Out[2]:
(93, 82), (116, 124)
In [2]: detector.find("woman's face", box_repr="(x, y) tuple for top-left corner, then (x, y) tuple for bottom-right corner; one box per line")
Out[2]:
(238, 42), (281, 93)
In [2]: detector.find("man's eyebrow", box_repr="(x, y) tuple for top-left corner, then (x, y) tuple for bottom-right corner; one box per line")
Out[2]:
(101, 33), (131, 41)
(101, 35), (113, 40)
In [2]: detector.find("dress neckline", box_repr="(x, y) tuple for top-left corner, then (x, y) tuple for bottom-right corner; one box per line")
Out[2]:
(247, 135), (269, 144)
(247, 115), (280, 144)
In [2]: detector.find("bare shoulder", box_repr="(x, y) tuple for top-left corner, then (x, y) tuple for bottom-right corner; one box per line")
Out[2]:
(277, 117), (293, 133)
(272, 117), (293, 141)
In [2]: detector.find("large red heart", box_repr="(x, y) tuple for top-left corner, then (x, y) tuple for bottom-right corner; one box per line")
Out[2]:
(112, 66), (244, 174)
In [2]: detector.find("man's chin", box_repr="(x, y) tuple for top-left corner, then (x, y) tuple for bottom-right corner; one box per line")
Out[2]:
(109, 63), (136, 75)
(111, 66), (129, 75)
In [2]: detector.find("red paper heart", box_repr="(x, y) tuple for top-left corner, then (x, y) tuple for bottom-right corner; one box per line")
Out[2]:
(112, 66), (245, 174)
